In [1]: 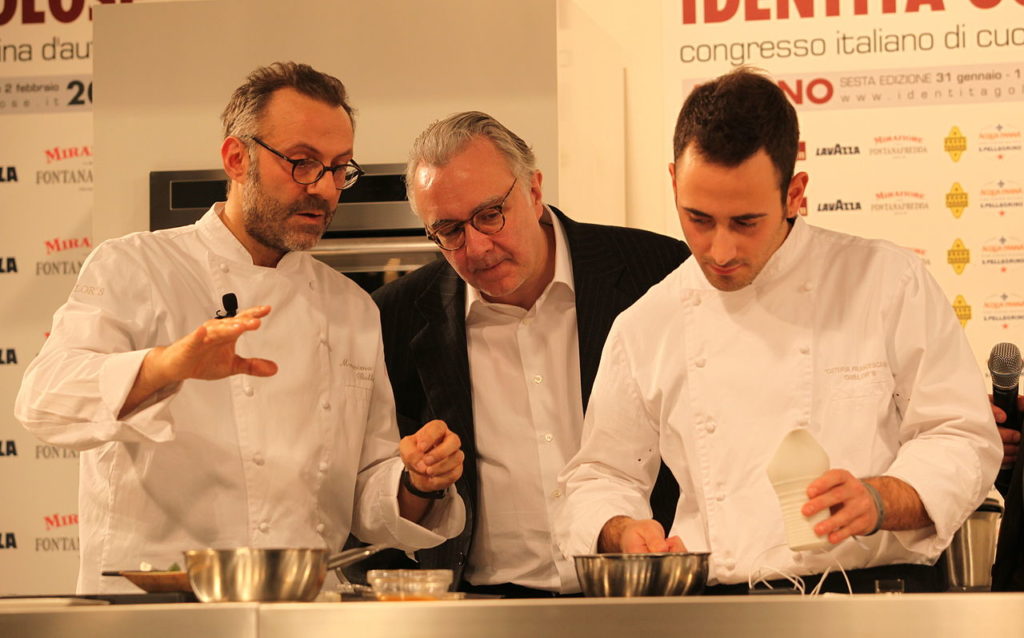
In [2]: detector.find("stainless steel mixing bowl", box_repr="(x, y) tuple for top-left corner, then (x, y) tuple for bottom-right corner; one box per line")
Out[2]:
(184, 545), (389, 602)
(573, 552), (710, 597)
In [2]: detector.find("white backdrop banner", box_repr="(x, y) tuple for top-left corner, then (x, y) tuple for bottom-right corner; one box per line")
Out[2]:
(661, 0), (1024, 374)
(0, 0), (167, 596)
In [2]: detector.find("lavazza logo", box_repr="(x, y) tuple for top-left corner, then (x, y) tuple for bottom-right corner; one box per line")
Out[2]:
(0, 256), (18, 273)
(0, 165), (18, 183)
(0, 439), (18, 457)
(869, 134), (928, 159)
(980, 236), (1024, 273)
(37, 236), (91, 276)
(0, 347), (17, 365)
(816, 197), (863, 213)
(872, 190), (929, 215)
(36, 144), (92, 188)
(0, 532), (16, 550)
(983, 292), (1024, 331)
(979, 179), (1023, 217)
(814, 142), (861, 157)
(977, 124), (1022, 159)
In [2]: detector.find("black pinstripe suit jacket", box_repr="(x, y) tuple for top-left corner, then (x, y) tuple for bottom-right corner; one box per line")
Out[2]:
(369, 206), (691, 585)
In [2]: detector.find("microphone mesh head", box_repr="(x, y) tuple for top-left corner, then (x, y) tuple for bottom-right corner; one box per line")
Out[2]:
(988, 342), (1023, 390)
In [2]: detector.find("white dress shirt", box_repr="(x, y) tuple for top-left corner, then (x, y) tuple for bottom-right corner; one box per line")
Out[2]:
(557, 217), (1001, 586)
(15, 205), (465, 594)
(463, 208), (582, 592)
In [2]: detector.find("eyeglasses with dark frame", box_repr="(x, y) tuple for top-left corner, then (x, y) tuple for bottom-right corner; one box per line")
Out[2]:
(425, 178), (517, 251)
(248, 136), (364, 190)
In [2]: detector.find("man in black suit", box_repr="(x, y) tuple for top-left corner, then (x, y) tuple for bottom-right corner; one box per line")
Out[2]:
(368, 112), (689, 597)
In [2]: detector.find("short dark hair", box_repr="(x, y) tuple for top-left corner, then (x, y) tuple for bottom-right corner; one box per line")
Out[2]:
(221, 61), (354, 139)
(672, 67), (798, 199)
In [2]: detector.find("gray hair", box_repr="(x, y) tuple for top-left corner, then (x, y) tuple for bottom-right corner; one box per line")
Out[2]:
(405, 111), (536, 204)
(221, 61), (354, 140)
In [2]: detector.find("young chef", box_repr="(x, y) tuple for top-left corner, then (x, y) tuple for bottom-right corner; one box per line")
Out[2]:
(15, 62), (465, 594)
(556, 67), (1002, 593)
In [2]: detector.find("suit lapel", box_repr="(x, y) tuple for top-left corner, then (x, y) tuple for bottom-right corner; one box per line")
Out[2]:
(556, 208), (636, 411)
(409, 264), (477, 466)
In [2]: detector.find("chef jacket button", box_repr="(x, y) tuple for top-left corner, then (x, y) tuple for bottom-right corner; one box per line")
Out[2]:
(318, 461), (329, 473)
(799, 345), (810, 355)
(793, 552), (804, 563)
(219, 263), (229, 273)
(716, 493), (725, 502)
(706, 422), (716, 434)
(253, 453), (265, 466)
(321, 400), (330, 410)
(316, 523), (326, 535)
(798, 419), (809, 427)
(800, 281), (814, 292)
(243, 385), (254, 397)
(533, 375), (543, 384)
(551, 489), (562, 498)
(695, 358), (706, 368)
(543, 433), (554, 443)
(258, 522), (269, 533)
(308, 281), (315, 290)
(693, 296), (702, 306)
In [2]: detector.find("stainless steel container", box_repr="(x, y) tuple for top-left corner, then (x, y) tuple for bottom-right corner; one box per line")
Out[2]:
(573, 553), (709, 597)
(944, 496), (1004, 591)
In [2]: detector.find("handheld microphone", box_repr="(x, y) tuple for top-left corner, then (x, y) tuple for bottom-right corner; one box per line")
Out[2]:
(990, 342), (1023, 433)
(215, 293), (239, 319)
(989, 343), (1022, 491)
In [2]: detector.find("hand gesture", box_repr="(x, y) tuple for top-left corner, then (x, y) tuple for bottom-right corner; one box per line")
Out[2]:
(599, 516), (686, 553)
(399, 419), (464, 495)
(802, 469), (878, 544)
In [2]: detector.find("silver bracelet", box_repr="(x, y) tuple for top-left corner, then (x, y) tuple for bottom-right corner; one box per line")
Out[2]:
(861, 480), (886, 536)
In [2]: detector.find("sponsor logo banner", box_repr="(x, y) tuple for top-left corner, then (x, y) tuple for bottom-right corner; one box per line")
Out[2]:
(872, 190), (929, 214)
(0, 75), (93, 115)
(947, 238), (970, 275)
(982, 292), (1024, 330)
(946, 183), (969, 218)
(952, 294), (972, 328)
(980, 236), (1024, 273)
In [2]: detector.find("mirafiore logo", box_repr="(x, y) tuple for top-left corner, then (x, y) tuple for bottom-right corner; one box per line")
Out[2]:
(979, 179), (1023, 217)
(947, 239), (970, 275)
(983, 292), (1024, 330)
(977, 124), (1022, 158)
(0, 440), (18, 457)
(0, 166), (18, 182)
(869, 134), (928, 158)
(952, 294), (972, 328)
(38, 236), (91, 276)
(44, 145), (92, 164)
(814, 143), (860, 157)
(871, 190), (928, 214)
(0, 256), (18, 273)
(45, 236), (91, 255)
(946, 183), (968, 219)
(43, 513), (78, 532)
(980, 236), (1024, 273)
(944, 126), (967, 162)
(816, 198), (863, 213)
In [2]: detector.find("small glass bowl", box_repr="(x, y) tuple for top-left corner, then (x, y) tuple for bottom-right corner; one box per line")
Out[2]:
(366, 569), (453, 601)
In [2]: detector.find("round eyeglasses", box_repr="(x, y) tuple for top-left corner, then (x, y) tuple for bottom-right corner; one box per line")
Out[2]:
(425, 178), (517, 251)
(249, 136), (364, 190)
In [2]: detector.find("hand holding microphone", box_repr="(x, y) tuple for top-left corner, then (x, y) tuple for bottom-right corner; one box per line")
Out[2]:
(989, 343), (1023, 491)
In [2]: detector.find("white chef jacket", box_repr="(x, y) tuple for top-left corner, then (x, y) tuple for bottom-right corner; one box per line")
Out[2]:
(463, 208), (583, 592)
(15, 205), (465, 594)
(556, 217), (1000, 586)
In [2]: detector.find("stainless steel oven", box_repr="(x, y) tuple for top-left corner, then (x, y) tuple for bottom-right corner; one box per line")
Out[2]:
(149, 164), (441, 292)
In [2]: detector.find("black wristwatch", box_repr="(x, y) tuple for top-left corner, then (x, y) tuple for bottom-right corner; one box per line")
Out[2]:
(401, 468), (447, 500)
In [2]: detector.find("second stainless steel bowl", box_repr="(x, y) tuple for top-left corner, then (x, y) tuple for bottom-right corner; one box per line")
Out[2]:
(573, 552), (709, 597)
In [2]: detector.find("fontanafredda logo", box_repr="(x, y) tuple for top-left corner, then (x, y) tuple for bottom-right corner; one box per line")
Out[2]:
(946, 183), (968, 219)
(945, 126), (967, 162)
(952, 294), (972, 328)
(947, 239), (970, 275)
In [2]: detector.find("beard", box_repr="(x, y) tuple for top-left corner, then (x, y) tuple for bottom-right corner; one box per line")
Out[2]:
(240, 162), (335, 253)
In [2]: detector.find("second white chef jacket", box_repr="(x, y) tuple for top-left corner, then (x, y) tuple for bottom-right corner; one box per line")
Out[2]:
(556, 217), (1001, 585)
